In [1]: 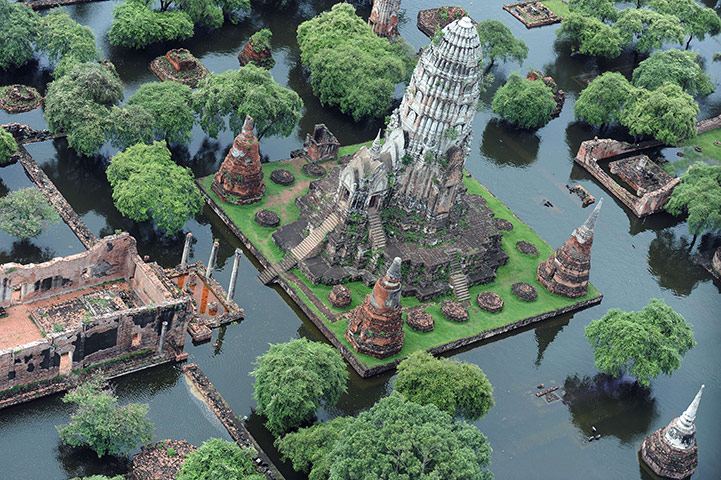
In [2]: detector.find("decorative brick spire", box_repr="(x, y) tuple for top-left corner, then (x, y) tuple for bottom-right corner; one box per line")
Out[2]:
(641, 385), (705, 479)
(368, 0), (401, 39)
(211, 115), (265, 205)
(345, 257), (404, 358)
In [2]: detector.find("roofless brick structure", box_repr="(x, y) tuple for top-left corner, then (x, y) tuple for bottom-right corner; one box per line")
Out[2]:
(641, 385), (704, 479)
(345, 257), (404, 358)
(537, 199), (602, 298)
(211, 115), (265, 205)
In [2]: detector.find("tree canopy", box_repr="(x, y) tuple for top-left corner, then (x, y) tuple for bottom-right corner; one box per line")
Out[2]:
(492, 72), (557, 129)
(612, 8), (684, 53)
(0, 2), (39, 70)
(326, 393), (493, 480)
(36, 10), (99, 77)
(394, 351), (494, 421)
(296, 3), (414, 121)
(44, 62), (124, 156)
(127, 81), (195, 144)
(177, 438), (263, 480)
(585, 299), (695, 386)
(193, 64), (303, 139)
(476, 20), (528, 67)
(650, 0), (721, 49)
(0, 187), (58, 239)
(620, 82), (699, 145)
(57, 376), (154, 457)
(632, 49), (714, 97)
(557, 13), (622, 57)
(106, 141), (203, 234)
(251, 338), (348, 436)
(568, 0), (618, 22)
(666, 163), (721, 236)
(106, 104), (156, 150)
(0, 129), (18, 166)
(574, 72), (635, 127)
(108, 0), (195, 49)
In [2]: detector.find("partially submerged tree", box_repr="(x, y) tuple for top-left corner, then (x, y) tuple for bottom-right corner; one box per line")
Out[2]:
(492, 72), (557, 129)
(251, 338), (348, 436)
(476, 20), (528, 67)
(585, 299), (695, 387)
(568, 0), (618, 22)
(557, 13), (622, 57)
(106, 141), (203, 235)
(177, 438), (263, 480)
(612, 9), (684, 53)
(127, 81), (195, 144)
(0, 187), (59, 239)
(574, 72), (635, 127)
(193, 64), (303, 139)
(632, 49), (714, 97)
(36, 10), (100, 77)
(0, 2), (39, 70)
(57, 376), (154, 457)
(0, 129), (18, 166)
(108, 0), (194, 49)
(394, 351), (494, 421)
(666, 163), (721, 241)
(106, 104), (155, 149)
(650, 0), (721, 49)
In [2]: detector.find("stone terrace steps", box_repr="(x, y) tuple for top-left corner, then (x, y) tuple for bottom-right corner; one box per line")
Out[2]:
(448, 250), (470, 302)
(258, 254), (298, 285)
(290, 212), (340, 260)
(368, 212), (387, 250)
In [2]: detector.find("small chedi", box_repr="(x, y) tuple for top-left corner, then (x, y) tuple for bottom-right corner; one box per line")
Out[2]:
(150, 48), (209, 88)
(641, 385), (704, 479)
(537, 199), (602, 298)
(238, 29), (275, 69)
(368, 0), (401, 39)
(345, 257), (404, 358)
(212, 115), (265, 205)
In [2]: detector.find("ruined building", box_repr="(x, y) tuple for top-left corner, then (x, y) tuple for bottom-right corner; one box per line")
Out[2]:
(0, 234), (192, 393)
(368, 0), (401, 39)
(641, 385), (704, 479)
(303, 124), (340, 163)
(537, 200), (602, 298)
(212, 115), (265, 205)
(345, 257), (404, 358)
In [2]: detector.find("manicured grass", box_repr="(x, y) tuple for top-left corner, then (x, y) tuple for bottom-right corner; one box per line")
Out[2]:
(337, 139), (383, 158)
(541, 0), (570, 17)
(289, 173), (601, 368)
(681, 129), (721, 163)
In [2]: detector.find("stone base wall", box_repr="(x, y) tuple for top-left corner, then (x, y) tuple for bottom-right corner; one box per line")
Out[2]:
(640, 427), (698, 480)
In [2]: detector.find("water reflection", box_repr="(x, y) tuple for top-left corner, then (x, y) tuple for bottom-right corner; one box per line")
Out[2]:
(563, 374), (657, 445)
(533, 314), (570, 366)
(56, 443), (129, 479)
(480, 118), (540, 168)
(0, 239), (55, 265)
(648, 230), (712, 296)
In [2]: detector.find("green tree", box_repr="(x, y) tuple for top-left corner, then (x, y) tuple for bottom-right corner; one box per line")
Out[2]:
(574, 72), (635, 127)
(0, 129), (18, 166)
(632, 49), (714, 97)
(193, 64), (303, 139)
(44, 62), (124, 156)
(568, 0), (618, 22)
(620, 82), (699, 145)
(557, 13), (622, 57)
(0, 1), (39, 70)
(276, 417), (354, 480)
(394, 351), (494, 421)
(127, 82), (195, 144)
(251, 338), (348, 436)
(492, 72), (557, 129)
(57, 376), (154, 457)
(613, 9), (684, 53)
(476, 20), (528, 67)
(108, 0), (194, 49)
(0, 187), (58, 239)
(666, 163), (721, 239)
(326, 393), (493, 480)
(296, 3), (414, 121)
(71, 476), (125, 480)
(106, 142), (203, 234)
(650, 0), (721, 49)
(585, 299), (695, 387)
(106, 105), (155, 149)
(177, 438), (263, 480)
(36, 10), (99, 78)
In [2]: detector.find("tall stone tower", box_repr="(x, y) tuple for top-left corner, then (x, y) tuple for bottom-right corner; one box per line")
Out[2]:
(211, 115), (265, 205)
(368, 0), (401, 39)
(537, 199), (602, 298)
(641, 385), (704, 479)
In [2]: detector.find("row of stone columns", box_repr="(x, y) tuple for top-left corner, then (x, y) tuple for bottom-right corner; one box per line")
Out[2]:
(179, 233), (242, 303)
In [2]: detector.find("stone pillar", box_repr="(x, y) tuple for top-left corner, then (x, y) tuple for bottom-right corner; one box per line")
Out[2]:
(206, 241), (219, 279)
(180, 232), (193, 269)
(227, 248), (242, 302)
(158, 321), (168, 355)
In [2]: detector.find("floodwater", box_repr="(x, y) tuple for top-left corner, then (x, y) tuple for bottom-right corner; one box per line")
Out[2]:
(1, 0), (720, 478)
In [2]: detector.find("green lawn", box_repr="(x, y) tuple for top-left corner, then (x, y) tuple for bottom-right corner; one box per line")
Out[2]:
(681, 129), (721, 163)
(283, 174), (601, 368)
(541, 0), (570, 17)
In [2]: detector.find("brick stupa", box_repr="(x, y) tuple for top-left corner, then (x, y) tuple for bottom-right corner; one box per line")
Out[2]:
(537, 199), (602, 298)
(345, 257), (404, 358)
(368, 0), (401, 39)
(211, 115), (265, 205)
(641, 385), (704, 479)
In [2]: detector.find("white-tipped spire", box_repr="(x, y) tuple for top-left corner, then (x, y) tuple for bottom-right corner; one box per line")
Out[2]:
(574, 198), (602, 244)
(664, 384), (704, 450)
(387, 257), (402, 281)
(370, 130), (382, 157)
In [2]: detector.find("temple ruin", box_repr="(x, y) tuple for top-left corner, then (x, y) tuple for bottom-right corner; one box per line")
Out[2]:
(0, 233), (192, 393)
(537, 200), (602, 298)
(212, 115), (266, 205)
(303, 124), (340, 163)
(368, 0), (401, 39)
(641, 385), (704, 479)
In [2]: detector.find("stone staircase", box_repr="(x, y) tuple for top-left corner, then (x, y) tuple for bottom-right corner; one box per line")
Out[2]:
(449, 251), (470, 302)
(258, 254), (298, 285)
(368, 212), (386, 250)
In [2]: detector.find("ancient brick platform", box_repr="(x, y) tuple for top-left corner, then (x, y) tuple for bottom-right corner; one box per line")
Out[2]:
(417, 7), (473, 38)
(150, 49), (209, 88)
(503, 1), (562, 28)
(129, 440), (196, 480)
(0, 85), (42, 113)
